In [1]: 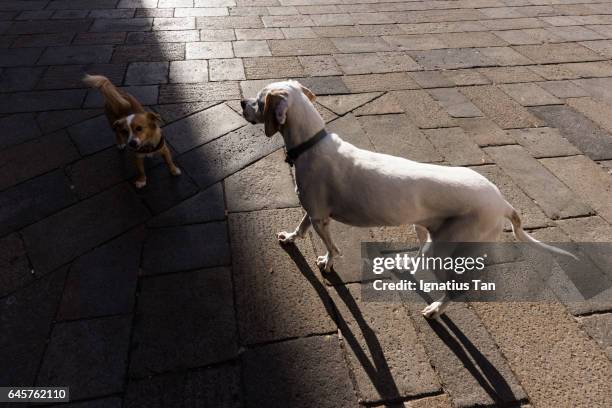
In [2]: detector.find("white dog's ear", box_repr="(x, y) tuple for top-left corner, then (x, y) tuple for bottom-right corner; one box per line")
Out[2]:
(264, 90), (288, 137)
(298, 83), (316, 102)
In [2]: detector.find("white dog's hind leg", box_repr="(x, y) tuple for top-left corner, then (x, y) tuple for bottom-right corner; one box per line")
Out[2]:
(278, 213), (311, 244)
(420, 214), (500, 319)
(415, 224), (430, 245)
(422, 293), (450, 319)
(414, 224), (431, 265)
(311, 218), (339, 272)
(416, 239), (452, 319)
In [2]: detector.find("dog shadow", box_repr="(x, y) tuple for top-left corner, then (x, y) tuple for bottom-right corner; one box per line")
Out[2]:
(282, 244), (405, 406)
(398, 273), (519, 405)
(283, 243), (520, 406)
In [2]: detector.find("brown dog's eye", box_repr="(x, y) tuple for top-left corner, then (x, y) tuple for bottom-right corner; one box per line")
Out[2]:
(135, 126), (143, 132)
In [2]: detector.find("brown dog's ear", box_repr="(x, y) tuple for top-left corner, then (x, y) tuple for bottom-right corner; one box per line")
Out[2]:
(146, 112), (163, 128)
(112, 118), (124, 130)
(264, 90), (288, 137)
(298, 83), (316, 102)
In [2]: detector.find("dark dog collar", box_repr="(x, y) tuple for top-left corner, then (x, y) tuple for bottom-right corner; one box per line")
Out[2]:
(285, 128), (328, 167)
(135, 136), (165, 154)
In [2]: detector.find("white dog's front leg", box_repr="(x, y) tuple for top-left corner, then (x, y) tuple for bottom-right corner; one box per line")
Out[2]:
(311, 218), (339, 272)
(278, 213), (311, 244)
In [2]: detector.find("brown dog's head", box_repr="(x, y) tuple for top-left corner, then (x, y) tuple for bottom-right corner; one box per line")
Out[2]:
(113, 112), (162, 150)
(240, 80), (316, 137)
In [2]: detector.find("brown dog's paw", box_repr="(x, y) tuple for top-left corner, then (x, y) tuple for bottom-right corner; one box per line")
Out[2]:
(171, 167), (182, 176)
(134, 179), (147, 189)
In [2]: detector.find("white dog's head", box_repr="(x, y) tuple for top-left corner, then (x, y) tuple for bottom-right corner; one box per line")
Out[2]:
(240, 80), (317, 137)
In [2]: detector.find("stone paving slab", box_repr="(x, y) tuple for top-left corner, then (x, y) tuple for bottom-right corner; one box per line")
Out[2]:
(147, 183), (225, 227)
(540, 155), (612, 224)
(404, 394), (453, 408)
(142, 222), (230, 275)
(0, 169), (76, 237)
(67, 148), (136, 200)
(159, 81), (241, 103)
(566, 96), (612, 133)
(242, 335), (356, 408)
(423, 127), (491, 166)
(506, 127), (581, 158)
(353, 92), (404, 116)
(407, 48), (494, 70)
(178, 123), (283, 188)
(48, 397), (122, 408)
(530, 105), (612, 161)
(154, 101), (219, 124)
(37, 315), (132, 400)
(316, 92), (381, 115)
(56, 228), (144, 321)
(37, 63), (126, 91)
(391, 89), (456, 128)
(478, 66), (543, 84)
(1, 267), (67, 387)
(459, 85), (543, 129)
(484, 145), (592, 220)
(130, 268), (238, 378)
(0, 113), (41, 149)
(334, 52), (420, 75)
(405, 301), (527, 407)
(0, 130), (79, 190)
(135, 162), (199, 214)
(357, 114), (442, 162)
(225, 149), (299, 212)
(67, 115), (116, 156)
(0, 233), (31, 298)
(327, 113), (376, 151)
(329, 283), (440, 403)
(427, 87), (483, 118)
(578, 314), (612, 360)
(36, 108), (103, 134)
(572, 77), (612, 105)
(341, 72), (419, 92)
(164, 102), (245, 153)
(22, 183), (150, 274)
(125, 363), (242, 408)
(229, 208), (337, 345)
(500, 82), (562, 106)
(472, 300), (612, 408)
(456, 117), (516, 147)
(513, 42), (604, 64)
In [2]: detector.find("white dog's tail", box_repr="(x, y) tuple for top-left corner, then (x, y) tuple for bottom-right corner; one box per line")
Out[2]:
(505, 204), (578, 260)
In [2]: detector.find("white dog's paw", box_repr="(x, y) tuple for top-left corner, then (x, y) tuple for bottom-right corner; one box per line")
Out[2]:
(277, 231), (297, 244)
(117, 143), (126, 150)
(421, 301), (447, 319)
(316, 253), (333, 272)
(134, 179), (147, 189)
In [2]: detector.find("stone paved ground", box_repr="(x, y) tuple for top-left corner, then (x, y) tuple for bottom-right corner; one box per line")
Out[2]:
(2, 0), (612, 407)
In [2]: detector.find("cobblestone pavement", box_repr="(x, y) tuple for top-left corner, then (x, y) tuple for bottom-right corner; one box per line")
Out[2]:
(2, 0), (612, 407)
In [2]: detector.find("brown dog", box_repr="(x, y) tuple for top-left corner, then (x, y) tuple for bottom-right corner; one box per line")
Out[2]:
(82, 74), (181, 188)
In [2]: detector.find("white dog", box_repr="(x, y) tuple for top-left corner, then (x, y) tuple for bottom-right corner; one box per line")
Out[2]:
(240, 80), (575, 319)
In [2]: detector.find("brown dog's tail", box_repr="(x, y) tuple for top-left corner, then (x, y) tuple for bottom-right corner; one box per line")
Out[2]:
(82, 74), (130, 113)
(505, 203), (577, 260)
